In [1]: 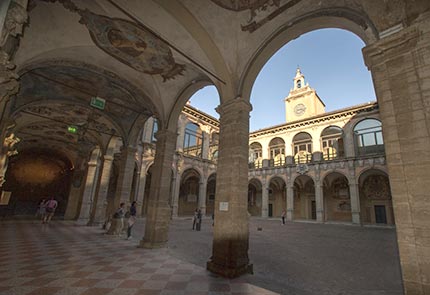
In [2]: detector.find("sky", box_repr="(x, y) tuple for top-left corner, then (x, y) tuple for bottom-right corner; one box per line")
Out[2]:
(188, 28), (376, 131)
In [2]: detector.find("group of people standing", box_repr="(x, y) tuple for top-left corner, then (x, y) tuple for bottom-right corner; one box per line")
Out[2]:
(35, 197), (58, 224)
(109, 201), (137, 239)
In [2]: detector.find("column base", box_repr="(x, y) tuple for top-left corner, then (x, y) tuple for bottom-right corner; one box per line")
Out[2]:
(352, 212), (361, 225)
(207, 260), (253, 278)
(75, 218), (90, 226)
(138, 238), (168, 249)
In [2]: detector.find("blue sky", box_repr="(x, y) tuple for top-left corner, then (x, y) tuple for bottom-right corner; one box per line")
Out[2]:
(189, 29), (376, 131)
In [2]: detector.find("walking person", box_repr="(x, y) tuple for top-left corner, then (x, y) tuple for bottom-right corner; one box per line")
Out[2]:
(196, 209), (202, 231)
(43, 197), (58, 224)
(281, 209), (286, 225)
(36, 198), (46, 219)
(112, 202), (126, 236)
(192, 208), (198, 230)
(126, 201), (137, 240)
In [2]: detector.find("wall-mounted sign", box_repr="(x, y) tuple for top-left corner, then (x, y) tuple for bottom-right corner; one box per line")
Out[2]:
(219, 201), (229, 211)
(90, 96), (106, 110)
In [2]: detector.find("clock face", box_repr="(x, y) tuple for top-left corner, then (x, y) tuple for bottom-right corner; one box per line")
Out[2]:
(294, 103), (306, 116)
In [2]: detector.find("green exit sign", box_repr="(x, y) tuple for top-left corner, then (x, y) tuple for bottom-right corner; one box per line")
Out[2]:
(90, 96), (106, 110)
(68, 126), (78, 134)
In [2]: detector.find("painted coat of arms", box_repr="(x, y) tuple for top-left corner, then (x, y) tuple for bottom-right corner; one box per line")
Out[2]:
(78, 10), (185, 81)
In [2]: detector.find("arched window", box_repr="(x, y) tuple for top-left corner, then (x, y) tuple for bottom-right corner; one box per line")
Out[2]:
(354, 119), (384, 156)
(269, 138), (285, 166)
(249, 142), (263, 168)
(297, 80), (301, 88)
(293, 132), (312, 163)
(321, 126), (344, 160)
(151, 119), (158, 143)
(184, 122), (203, 158)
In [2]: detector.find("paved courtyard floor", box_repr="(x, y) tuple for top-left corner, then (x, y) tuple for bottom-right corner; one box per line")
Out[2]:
(0, 218), (403, 295)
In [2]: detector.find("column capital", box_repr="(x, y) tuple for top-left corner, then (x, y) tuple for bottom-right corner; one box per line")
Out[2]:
(363, 26), (420, 70)
(216, 96), (252, 116)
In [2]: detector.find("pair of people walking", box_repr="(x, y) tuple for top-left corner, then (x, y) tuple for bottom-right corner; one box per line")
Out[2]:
(192, 208), (202, 231)
(37, 197), (58, 224)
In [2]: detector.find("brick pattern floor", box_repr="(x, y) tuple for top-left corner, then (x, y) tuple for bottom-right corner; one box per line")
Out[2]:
(0, 221), (277, 295)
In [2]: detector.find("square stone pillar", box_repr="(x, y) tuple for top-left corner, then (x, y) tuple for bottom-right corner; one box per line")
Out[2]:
(261, 181), (269, 218)
(207, 97), (253, 278)
(76, 157), (100, 225)
(349, 181), (361, 225)
(198, 179), (207, 215)
(315, 183), (324, 223)
(286, 183), (294, 221)
(363, 19), (430, 294)
(140, 129), (177, 248)
(171, 171), (181, 218)
(92, 155), (113, 224)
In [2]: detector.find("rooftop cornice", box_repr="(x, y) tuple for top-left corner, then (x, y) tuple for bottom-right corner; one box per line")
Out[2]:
(250, 101), (379, 138)
(183, 105), (220, 129)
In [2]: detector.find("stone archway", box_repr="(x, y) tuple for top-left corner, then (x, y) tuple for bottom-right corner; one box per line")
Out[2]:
(178, 168), (201, 216)
(206, 173), (216, 216)
(293, 175), (315, 220)
(359, 169), (394, 225)
(248, 178), (262, 216)
(268, 176), (286, 217)
(1, 148), (73, 217)
(323, 172), (352, 222)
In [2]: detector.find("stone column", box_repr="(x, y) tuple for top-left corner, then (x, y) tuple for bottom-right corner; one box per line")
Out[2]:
(135, 161), (149, 217)
(363, 22), (430, 294)
(171, 171), (182, 217)
(106, 146), (136, 234)
(261, 181), (269, 218)
(176, 115), (187, 152)
(315, 182), (324, 223)
(200, 125), (211, 160)
(207, 97), (253, 278)
(286, 183), (294, 221)
(114, 146), (137, 207)
(198, 178), (207, 215)
(140, 129), (177, 248)
(349, 180), (360, 225)
(92, 155), (113, 224)
(77, 155), (100, 225)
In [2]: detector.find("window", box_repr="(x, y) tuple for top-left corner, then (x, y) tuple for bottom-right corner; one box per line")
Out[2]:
(293, 132), (312, 163)
(183, 123), (203, 158)
(321, 126), (344, 160)
(151, 119), (158, 143)
(249, 142), (263, 169)
(269, 138), (285, 166)
(354, 119), (384, 156)
(297, 80), (302, 88)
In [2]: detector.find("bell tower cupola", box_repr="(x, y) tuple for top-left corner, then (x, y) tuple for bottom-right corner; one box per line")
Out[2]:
(284, 68), (326, 122)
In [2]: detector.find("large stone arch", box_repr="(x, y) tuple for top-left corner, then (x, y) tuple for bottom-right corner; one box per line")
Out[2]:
(358, 168), (393, 225)
(293, 174), (315, 220)
(178, 168), (202, 216)
(268, 176), (286, 217)
(322, 171), (351, 222)
(248, 177), (263, 216)
(238, 10), (378, 101)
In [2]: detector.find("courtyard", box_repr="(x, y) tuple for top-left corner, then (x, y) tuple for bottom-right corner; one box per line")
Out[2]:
(0, 218), (403, 295)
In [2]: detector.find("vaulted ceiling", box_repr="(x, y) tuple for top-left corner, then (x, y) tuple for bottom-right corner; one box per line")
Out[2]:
(9, 0), (428, 165)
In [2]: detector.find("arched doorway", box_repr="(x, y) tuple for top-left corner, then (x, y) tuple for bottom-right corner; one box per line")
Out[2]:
(206, 173), (216, 216)
(359, 169), (394, 225)
(293, 175), (315, 220)
(268, 177), (286, 217)
(323, 172), (351, 222)
(178, 169), (201, 216)
(248, 178), (262, 216)
(0, 149), (73, 217)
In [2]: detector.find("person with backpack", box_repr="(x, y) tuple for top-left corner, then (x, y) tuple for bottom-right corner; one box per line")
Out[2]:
(43, 197), (58, 224)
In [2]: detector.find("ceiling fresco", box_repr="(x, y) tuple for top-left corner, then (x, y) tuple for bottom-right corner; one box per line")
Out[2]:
(40, 0), (185, 81)
(210, 0), (302, 32)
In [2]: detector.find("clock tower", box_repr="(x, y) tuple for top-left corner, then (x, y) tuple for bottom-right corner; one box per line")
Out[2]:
(284, 68), (325, 122)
